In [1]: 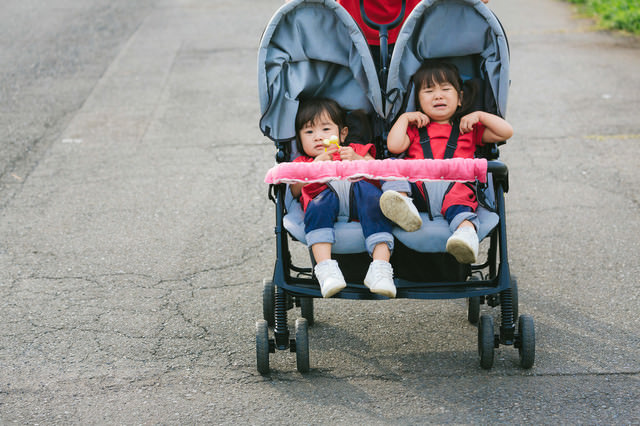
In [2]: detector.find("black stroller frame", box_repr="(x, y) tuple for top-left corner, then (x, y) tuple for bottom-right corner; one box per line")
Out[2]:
(256, 0), (535, 374)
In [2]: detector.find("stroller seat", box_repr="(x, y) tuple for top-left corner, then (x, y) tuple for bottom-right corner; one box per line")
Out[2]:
(283, 183), (499, 253)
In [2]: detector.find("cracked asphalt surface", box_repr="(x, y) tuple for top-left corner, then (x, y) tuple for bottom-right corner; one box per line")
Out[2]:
(1, 0), (638, 423)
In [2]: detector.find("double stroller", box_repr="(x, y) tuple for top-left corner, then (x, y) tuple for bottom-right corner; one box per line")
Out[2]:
(257, 0), (535, 373)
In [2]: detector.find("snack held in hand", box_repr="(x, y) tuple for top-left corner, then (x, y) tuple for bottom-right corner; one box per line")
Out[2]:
(323, 135), (340, 151)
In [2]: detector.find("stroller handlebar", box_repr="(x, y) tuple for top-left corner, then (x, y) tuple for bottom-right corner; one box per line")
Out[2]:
(358, 0), (406, 31)
(358, 0), (407, 93)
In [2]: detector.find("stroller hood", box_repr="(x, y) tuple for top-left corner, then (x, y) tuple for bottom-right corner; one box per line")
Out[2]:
(258, 0), (382, 144)
(387, 0), (510, 120)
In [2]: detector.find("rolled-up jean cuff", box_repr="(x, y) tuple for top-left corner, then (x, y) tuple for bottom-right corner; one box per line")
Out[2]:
(449, 212), (479, 233)
(365, 232), (394, 256)
(305, 227), (335, 248)
(382, 180), (411, 194)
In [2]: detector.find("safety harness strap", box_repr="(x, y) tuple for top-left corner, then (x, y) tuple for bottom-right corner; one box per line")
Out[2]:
(418, 119), (460, 160)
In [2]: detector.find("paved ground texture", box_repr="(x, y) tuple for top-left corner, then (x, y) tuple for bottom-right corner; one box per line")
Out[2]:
(0, 0), (638, 423)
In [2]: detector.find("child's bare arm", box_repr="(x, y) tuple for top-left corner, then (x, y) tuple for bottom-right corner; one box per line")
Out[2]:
(387, 112), (429, 154)
(460, 111), (513, 143)
(290, 182), (304, 198)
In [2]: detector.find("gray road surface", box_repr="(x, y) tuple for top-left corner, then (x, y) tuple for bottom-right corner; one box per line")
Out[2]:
(1, 0), (638, 423)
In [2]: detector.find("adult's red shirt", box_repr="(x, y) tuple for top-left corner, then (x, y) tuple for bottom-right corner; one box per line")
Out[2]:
(337, 0), (422, 45)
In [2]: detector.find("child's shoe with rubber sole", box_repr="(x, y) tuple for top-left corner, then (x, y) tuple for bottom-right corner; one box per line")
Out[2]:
(364, 260), (396, 298)
(379, 190), (422, 232)
(314, 259), (347, 298)
(445, 226), (479, 264)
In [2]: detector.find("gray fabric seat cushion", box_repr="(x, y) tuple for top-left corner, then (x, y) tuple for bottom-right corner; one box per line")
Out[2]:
(283, 182), (499, 254)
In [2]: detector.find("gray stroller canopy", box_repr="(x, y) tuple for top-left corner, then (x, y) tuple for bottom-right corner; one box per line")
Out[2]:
(387, 0), (510, 119)
(258, 0), (510, 143)
(258, 0), (382, 143)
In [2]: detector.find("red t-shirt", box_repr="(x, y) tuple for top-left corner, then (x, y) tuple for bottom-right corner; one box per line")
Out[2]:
(337, 0), (422, 45)
(405, 122), (485, 160)
(405, 123), (485, 213)
(293, 143), (375, 210)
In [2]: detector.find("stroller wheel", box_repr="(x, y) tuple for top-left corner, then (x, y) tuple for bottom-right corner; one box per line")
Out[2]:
(467, 297), (481, 324)
(295, 318), (310, 373)
(517, 315), (535, 369)
(256, 320), (270, 375)
(299, 297), (314, 326)
(478, 315), (495, 370)
(262, 279), (275, 327)
(466, 275), (481, 324)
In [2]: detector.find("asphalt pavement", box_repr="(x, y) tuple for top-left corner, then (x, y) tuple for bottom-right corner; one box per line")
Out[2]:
(0, 0), (638, 423)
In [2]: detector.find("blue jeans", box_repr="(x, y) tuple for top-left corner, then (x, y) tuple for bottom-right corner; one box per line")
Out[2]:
(382, 180), (478, 232)
(304, 181), (394, 255)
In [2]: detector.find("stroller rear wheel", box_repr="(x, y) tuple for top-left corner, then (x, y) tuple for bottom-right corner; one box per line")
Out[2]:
(478, 314), (495, 369)
(295, 318), (310, 373)
(256, 320), (270, 375)
(517, 315), (535, 369)
(467, 296), (481, 324)
(299, 297), (314, 326)
(466, 275), (482, 324)
(262, 279), (275, 327)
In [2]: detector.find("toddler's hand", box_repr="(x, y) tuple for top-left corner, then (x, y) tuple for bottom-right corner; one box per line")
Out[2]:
(338, 146), (361, 161)
(460, 112), (481, 134)
(403, 111), (430, 128)
(314, 145), (338, 161)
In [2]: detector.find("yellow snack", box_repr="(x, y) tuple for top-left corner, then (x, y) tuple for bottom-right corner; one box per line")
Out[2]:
(324, 135), (340, 151)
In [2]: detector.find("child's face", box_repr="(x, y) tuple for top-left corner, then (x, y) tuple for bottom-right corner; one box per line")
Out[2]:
(418, 81), (462, 124)
(299, 111), (348, 157)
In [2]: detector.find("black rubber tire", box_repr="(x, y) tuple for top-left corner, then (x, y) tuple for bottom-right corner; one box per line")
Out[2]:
(295, 318), (310, 373)
(256, 320), (270, 375)
(467, 275), (481, 324)
(478, 314), (495, 370)
(299, 297), (314, 326)
(518, 315), (535, 369)
(468, 296), (481, 324)
(262, 279), (275, 327)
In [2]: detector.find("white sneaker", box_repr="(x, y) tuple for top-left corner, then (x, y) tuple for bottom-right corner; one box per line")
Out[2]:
(364, 260), (396, 298)
(379, 190), (422, 232)
(446, 226), (479, 264)
(314, 259), (347, 298)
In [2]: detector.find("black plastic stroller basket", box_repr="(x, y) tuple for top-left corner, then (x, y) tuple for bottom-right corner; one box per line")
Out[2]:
(256, 0), (534, 374)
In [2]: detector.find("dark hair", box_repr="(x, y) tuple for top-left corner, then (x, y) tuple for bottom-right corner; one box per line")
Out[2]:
(344, 109), (372, 145)
(294, 98), (347, 155)
(412, 60), (477, 122)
